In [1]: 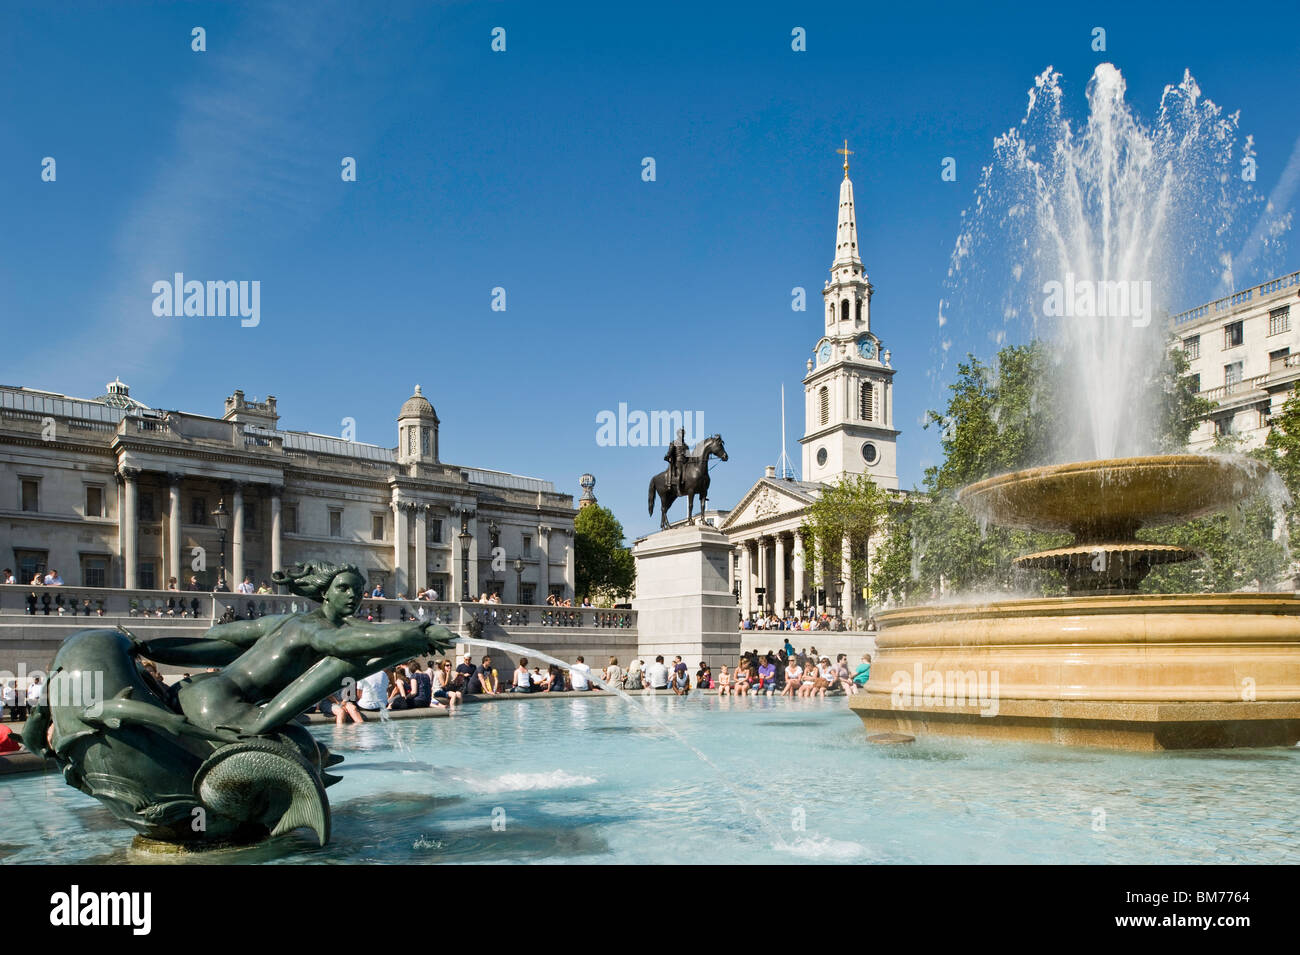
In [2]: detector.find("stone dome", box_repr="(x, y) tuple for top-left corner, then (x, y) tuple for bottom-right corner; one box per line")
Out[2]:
(398, 385), (438, 421)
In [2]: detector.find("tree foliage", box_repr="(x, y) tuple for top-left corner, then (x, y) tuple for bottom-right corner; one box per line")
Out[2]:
(574, 504), (635, 604)
(800, 473), (888, 601)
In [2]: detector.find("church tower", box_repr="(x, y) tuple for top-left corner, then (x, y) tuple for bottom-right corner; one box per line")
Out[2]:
(799, 144), (900, 489)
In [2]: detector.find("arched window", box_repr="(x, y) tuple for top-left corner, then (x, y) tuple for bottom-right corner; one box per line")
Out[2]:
(840, 300), (849, 323)
(860, 381), (874, 421)
(819, 386), (829, 426)
(855, 299), (863, 323)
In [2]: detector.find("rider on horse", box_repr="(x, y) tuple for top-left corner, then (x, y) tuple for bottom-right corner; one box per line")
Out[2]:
(664, 427), (689, 494)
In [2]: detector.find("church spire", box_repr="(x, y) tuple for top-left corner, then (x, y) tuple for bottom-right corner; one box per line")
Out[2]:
(832, 141), (861, 271)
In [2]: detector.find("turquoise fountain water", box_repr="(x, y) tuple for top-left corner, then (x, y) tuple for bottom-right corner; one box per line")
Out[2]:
(2, 694), (1297, 864)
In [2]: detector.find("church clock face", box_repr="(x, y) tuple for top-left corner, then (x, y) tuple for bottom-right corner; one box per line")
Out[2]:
(818, 342), (832, 365)
(857, 339), (877, 360)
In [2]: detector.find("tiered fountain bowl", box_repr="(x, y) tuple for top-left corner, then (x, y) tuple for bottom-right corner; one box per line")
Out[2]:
(849, 454), (1300, 750)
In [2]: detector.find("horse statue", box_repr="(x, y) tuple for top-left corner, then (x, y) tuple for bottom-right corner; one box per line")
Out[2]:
(648, 434), (727, 529)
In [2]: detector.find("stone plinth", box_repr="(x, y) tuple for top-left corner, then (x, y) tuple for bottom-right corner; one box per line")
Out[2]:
(632, 523), (739, 666)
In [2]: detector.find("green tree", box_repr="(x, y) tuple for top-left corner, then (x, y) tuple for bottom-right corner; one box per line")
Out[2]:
(574, 504), (635, 604)
(872, 342), (1067, 603)
(800, 473), (888, 610)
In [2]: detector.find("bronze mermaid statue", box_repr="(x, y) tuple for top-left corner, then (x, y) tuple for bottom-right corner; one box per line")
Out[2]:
(23, 560), (457, 848)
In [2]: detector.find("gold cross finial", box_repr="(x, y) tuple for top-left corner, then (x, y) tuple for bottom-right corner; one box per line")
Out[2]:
(837, 139), (853, 178)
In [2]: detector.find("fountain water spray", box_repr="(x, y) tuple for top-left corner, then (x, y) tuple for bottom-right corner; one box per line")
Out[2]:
(941, 62), (1287, 463)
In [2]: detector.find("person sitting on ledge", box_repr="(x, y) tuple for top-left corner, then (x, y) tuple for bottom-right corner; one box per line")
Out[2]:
(602, 657), (623, 689)
(696, 661), (712, 690)
(432, 659), (462, 711)
(645, 656), (669, 690)
(624, 659), (643, 690)
(471, 655), (499, 694)
(569, 656), (592, 691)
(541, 663), (563, 691)
(715, 665), (730, 696)
(511, 657), (534, 693)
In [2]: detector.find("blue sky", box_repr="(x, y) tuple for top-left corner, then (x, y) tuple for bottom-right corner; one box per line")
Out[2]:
(2, 0), (1298, 540)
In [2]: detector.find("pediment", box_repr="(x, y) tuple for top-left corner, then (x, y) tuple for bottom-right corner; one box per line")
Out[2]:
(720, 479), (818, 532)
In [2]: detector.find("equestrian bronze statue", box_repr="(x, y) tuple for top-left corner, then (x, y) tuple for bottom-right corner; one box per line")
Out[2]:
(648, 433), (727, 529)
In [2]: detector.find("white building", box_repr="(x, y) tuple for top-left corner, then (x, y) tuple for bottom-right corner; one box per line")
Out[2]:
(1176, 270), (1300, 450)
(721, 151), (903, 621)
(0, 381), (576, 601)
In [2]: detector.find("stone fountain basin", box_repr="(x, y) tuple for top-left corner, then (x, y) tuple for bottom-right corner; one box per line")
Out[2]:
(956, 454), (1265, 538)
(849, 592), (1300, 749)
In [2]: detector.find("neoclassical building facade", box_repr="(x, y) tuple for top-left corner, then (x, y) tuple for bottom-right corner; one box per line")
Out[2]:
(721, 152), (903, 622)
(0, 381), (576, 601)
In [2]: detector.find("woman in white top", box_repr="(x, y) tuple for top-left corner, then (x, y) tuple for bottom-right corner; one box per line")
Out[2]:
(512, 658), (534, 693)
(431, 659), (462, 711)
(602, 657), (624, 689)
(780, 661), (801, 697)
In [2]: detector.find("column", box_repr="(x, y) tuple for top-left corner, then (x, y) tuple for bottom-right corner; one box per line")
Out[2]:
(467, 512), (480, 599)
(792, 533), (805, 609)
(392, 500), (409, 597)
(167, 472), (183, 588)
(841, 534), (853, 619)
(230, 483), (245, 587)
(756, 537), (768, 615)
(774, 533), (786, 614)
(739, 541), (753, 618)
(562, 529), (575, 601)
(414, 504), (428, 596)
(450, 508), (465, 601)
(119, 466), (139, 589)
(269, 485), (283, 580)
(536, 524), (551, 602)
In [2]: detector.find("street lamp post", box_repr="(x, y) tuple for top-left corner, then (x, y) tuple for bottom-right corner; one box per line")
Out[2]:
(458, 527), (472, 602)
(834, 577), (845, 621)
(514, 556), (524, 604)
(211, 499), (230, 591)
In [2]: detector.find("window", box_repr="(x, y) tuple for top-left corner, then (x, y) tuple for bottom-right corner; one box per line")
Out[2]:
(818, 387), (829, 426)
(429, 519), (442, 543)
(518, 583), (536, 605)
(1270, 348), (1290, 372)
(80, 555), (107, 588)
(1224, 321), (1243, 348)
(85, 485), (104, 518)
(191, 497), (207, 526)
(1270, 306), (1291, 337)
(1189, 373), (1201, 394)
(139, 492), (155, 522)
(421, 427), (431, 457)
(522, 535), (531, 555)
(1215, 417), (1233, 437)
(862, 442), (878, 465)
(329, 509), (343, 538)
(840, 300), (849, 322)
(859, 381), (875, 421)
(816, 447), (828, 467)
(244, 503), (258, 531)
(15, 549), (47, 583)
(372, 513), (386, 541)
(1183, 335), (1200, 359)
(1225, 361), (1244, 389)
(138, 562), (156, 590)
(20, 479), (38, 512)
(283, 504), (297, 534)
(855, 299), (862, 323)
(407, 427), (417, 456)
